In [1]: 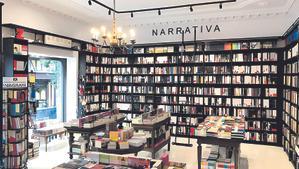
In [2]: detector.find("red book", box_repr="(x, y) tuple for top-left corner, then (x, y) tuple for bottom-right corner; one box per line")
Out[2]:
(13, 60), (17, 71)
(16, 28), (24, 39)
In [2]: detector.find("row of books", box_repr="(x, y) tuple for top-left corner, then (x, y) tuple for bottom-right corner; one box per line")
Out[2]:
(245, 132), (277, 143)
(7, 129), (27, 143)
(86, 66), (100, 74)
(3, 90), (27, 103)
(285, 62), (299, 73)
(13, 44), (28, 55)
(245, 121), (277, 131)
(86, 55), (100, 64)
(284, 75), (298, 87)
(287, 43), (299, 59)
(86, 75), (102, 83)
(3, 155), (27, 169)
(8, 116), (26, 129)
(84, 44), (110, 54)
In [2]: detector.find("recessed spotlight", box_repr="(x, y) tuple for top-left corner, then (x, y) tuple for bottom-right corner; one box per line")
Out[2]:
(131, 12), (134, 18)
(190, 6), (193, 12)
(108, 9), (111, 15)
(158, 9), (161, 15)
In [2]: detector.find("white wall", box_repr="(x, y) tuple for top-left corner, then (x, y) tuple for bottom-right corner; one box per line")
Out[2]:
(29, 45), (78, 122)
(2, 0), (97, 42)
(2, 0), (299, 44)
(123, 14), (290, 44)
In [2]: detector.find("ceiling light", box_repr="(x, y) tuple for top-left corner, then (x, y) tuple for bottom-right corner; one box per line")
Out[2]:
(190, 6), (193, 12)
(88, 0), (92, 6)
(131, 12), (134, 18)
(219, 3), (222, 9)
(158, 9), (161, 15)
(108, 9), (111, 15)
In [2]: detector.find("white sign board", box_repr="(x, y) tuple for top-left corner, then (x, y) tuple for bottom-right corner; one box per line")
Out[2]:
(3, 77), (28, 89)
(45, 35), (72, 48)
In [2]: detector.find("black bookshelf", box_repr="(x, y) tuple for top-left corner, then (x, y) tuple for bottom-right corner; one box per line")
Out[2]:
(2, 38), (29, 169)
(282, 26), (299, 168)
(79, 39), (283, 146)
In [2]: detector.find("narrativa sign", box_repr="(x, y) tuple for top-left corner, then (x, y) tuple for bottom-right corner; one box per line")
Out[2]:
(152, 25), (221, 36)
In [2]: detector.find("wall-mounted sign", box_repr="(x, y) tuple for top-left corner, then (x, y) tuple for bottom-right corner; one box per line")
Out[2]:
(152, 24), (221, 36)
(3, 77), (28, 89)
(44, 35), (72, 48)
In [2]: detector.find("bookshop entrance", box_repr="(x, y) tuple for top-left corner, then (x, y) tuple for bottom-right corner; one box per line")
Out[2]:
(28, 55), (67, 154)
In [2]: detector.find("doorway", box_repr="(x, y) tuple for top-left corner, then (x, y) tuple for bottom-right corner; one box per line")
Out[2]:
(29, 56), (66, 123)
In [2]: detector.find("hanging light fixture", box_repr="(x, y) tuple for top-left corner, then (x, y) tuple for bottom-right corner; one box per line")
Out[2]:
(90, 0), (136, 53)
(190, 6), (193, 12)
(88, 0), (92, 6)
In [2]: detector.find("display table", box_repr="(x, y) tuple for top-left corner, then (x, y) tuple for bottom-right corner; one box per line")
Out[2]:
(195, 116), (245, 169)
(65, 116), (125, 159)
(90, 144), (145, 156)
(34, 126), (66, 152)
(197, 137), (242, 169)
(132, 117), (171, 159)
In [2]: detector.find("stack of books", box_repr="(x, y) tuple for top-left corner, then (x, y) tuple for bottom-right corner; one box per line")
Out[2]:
(28, 139), (39, 159)
(196, 116), (245, 140)
(64, 109), (125, 128)
(201, 145), (235, 169)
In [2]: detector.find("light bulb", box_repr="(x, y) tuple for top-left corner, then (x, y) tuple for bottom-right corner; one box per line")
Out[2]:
(122, 33), (127, 40)
(117, 27), (122, 33)
(129, 29), (136, 39)
(101, 26), (106, 36)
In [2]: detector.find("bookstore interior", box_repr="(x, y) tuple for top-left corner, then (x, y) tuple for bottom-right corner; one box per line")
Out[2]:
(1, 0), (299, 169)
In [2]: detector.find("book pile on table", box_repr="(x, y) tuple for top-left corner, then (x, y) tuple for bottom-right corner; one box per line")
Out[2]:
(64, 109), (125, 128)
(196, 116), (245, 139)
(90, 127), (145, 151)
(201, 145), (235, 169)
(28, 139), (39, 159)
(132, 108), (169, 125)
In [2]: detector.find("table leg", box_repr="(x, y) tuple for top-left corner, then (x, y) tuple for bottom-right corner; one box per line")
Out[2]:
(197, 140), (202, 169)
(234, 145), (240, 169)
(45, 136), (48, 152)
(151, 132), (155, 159)
(69, 132), (74, 159)
(167, 139), (171, 151)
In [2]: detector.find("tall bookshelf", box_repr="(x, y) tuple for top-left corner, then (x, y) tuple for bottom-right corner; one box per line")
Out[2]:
(79, 39), (283, 146)
(78, 43), (112, 117)
(2, 38), (30, 169)
(283, 27), (299, 168)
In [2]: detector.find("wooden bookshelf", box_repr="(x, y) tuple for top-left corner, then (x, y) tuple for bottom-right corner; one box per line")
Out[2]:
(282, 27), (299, 168)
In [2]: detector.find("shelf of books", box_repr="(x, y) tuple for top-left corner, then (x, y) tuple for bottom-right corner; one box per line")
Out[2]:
(78, 45), (112, 117)
(283, 27), (299, 168)
(79, 39), (282, 146)
(2, 38), (30, 169)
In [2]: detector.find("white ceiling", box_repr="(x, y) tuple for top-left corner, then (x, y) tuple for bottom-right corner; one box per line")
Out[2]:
(20, 0), (296, 23)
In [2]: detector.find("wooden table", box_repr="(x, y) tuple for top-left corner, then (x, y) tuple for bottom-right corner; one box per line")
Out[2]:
(34, 128), (66, 152)
(196, 136), (242, 169)
(90, 144), (145, 156)
(132, 117), (171, 159)
(64, 117), (125, 159)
